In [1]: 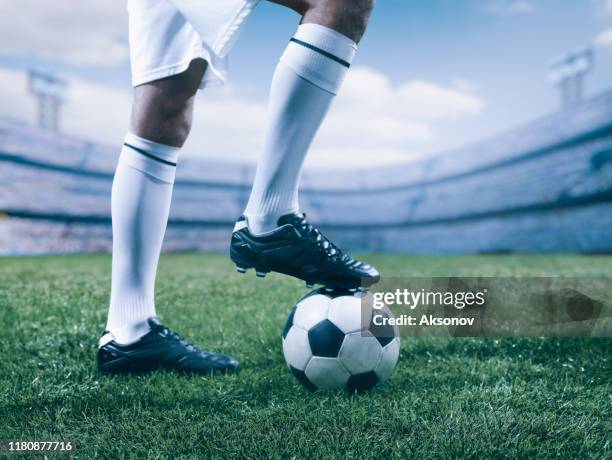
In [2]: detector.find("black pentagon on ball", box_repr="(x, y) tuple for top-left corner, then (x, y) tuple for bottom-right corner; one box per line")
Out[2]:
(282, 305), (297, 339)
(346, 371), (379, 393)
(308, 319), (345, 358)
(290, 365), (317, 391)
(368, 309), (396, 347)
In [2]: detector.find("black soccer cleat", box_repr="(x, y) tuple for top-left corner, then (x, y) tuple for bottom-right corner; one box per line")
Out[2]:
(230, 213), (380, 289)
(97, 317), (240, 375)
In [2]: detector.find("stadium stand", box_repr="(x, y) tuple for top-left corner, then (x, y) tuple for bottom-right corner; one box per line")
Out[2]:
(1, 90), (611, 255)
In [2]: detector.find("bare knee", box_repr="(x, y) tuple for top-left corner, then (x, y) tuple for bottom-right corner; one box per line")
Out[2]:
(130, 59), (206, 147)
(303, 0), (374, 42)
(328, 0), (375, 32)
(131, 87), (194, 147)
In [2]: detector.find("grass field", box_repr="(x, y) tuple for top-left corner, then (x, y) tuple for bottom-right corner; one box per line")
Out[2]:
(0, 253), (610, 459)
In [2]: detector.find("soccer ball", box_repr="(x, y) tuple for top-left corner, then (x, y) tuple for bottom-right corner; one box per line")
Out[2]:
(282, 288), (400, 392)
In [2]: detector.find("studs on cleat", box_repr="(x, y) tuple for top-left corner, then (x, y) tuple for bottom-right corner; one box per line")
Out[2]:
(236, 265), (268, 278)
(306, 282), (314, 288)
(324, 287), (334, 293)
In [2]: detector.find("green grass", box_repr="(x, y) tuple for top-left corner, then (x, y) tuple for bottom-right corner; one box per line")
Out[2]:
(0, 253), (610, 459)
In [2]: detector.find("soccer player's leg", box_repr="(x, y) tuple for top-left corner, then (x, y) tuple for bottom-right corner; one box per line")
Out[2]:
(99, 61), (239, 375)
(231, 0), (379, 289)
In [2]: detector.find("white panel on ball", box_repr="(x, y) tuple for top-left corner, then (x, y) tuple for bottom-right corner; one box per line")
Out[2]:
(293, 295), (331, 330)
(374, 338), (400, 383)
(305, 357), (351, 390)
(338, 332), (382, 375)
(282, 326), (312, 371)
(327, 295), (363, 334)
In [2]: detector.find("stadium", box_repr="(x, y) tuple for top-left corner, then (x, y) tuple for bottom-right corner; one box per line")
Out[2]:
(2, 88), (611, 255)
(1, 2), (611, 458)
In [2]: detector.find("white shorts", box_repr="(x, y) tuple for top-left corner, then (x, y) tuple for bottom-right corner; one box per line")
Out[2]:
(127, 0), (260, 89)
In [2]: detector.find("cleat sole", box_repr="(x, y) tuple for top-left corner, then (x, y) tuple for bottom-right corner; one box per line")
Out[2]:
(230, 214), (380, 290)
(236, 266), (248, 274)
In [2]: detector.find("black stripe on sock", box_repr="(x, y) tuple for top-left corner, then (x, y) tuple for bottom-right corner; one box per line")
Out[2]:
(123, 142), (177, 167)
(289, 38), (351, 68)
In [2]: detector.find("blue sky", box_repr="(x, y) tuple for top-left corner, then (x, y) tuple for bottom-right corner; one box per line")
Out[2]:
(0, 0), (611, 167)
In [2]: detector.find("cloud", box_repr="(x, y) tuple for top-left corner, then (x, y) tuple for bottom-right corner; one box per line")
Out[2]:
(0, 66), (485, 167)
(307, 67), (484, 165)
(595, 27), (612, 46)
(185, 88), (268, 160)
(189, 67), (484, 166)
(0, 0), (128, 66)
(484, 0), (536, 15)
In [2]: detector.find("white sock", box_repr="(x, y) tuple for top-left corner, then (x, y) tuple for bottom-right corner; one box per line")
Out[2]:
(244, 24), (357, 234)
(106, 133), (179, 344)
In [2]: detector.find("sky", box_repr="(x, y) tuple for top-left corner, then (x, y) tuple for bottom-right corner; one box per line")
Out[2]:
(0, 0), (611, 168)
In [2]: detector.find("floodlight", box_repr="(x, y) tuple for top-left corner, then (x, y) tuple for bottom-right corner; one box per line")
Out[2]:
(28, 69), (68, 131)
